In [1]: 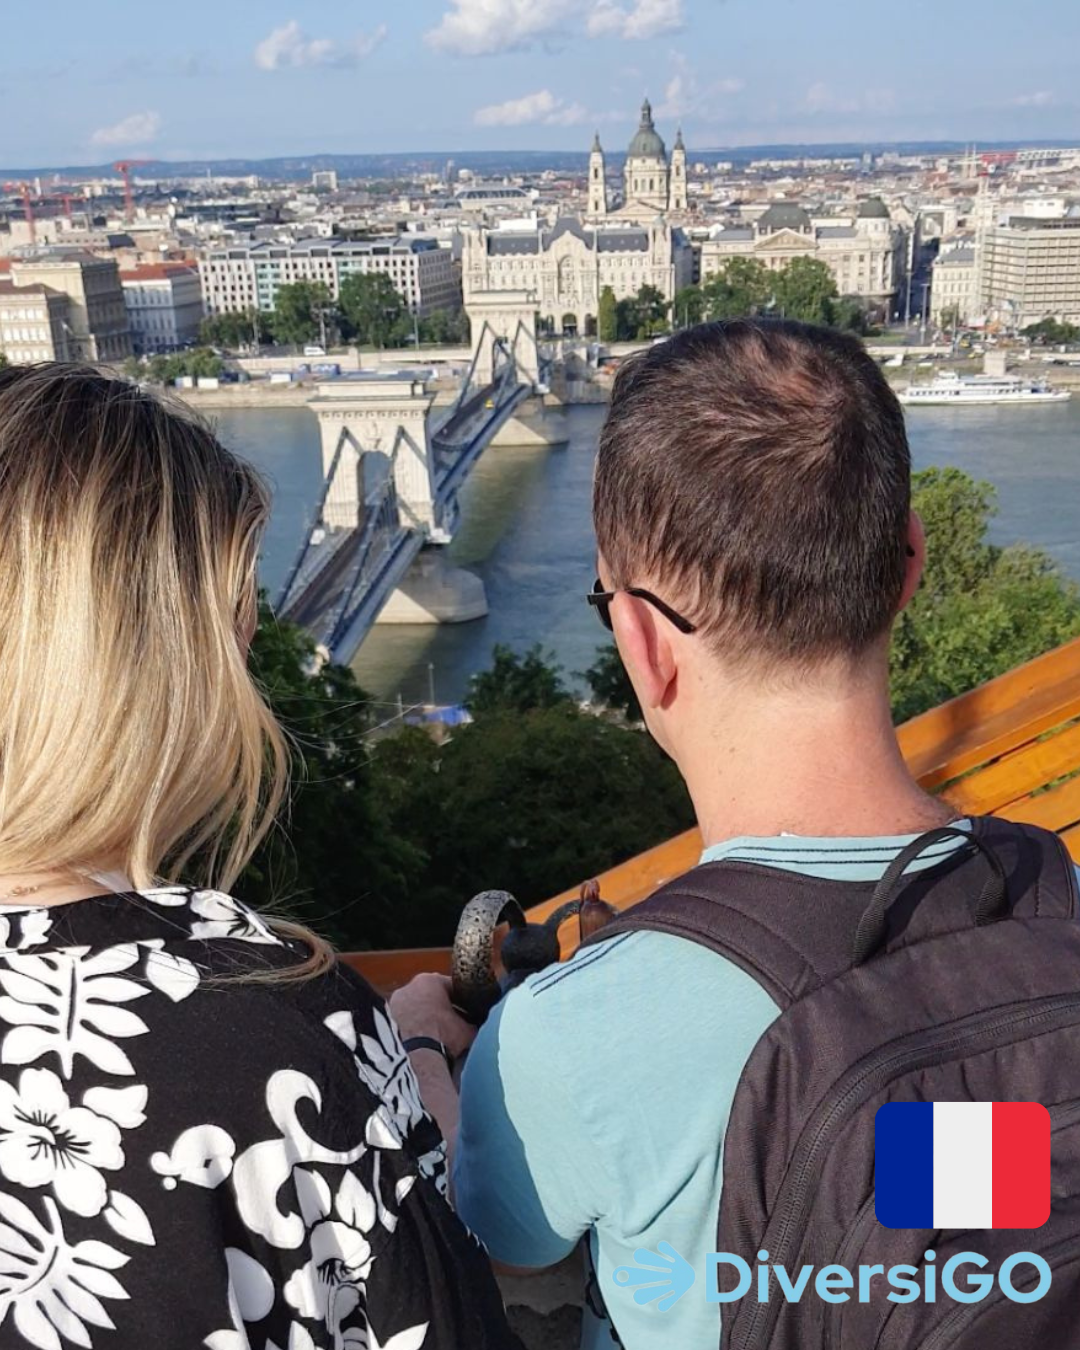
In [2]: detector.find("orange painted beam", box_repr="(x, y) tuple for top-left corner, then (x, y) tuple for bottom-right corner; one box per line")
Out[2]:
(896, 636), (1080, 790)
(343, 947), (452, 993)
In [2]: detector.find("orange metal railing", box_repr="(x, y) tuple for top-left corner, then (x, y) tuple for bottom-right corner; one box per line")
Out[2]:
(344, 635), (1080, 991)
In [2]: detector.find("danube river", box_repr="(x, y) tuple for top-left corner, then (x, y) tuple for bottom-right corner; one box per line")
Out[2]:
(216, 399), (1080, 707)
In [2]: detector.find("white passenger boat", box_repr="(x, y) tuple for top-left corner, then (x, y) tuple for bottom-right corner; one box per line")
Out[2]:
(899, 370), (1070, 406)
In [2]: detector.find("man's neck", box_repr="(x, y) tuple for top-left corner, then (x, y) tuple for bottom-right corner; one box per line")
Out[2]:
(674, 672), (954, 848)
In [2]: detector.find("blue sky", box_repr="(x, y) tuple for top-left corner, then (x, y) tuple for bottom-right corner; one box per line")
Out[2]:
(3, 0), (1079, 167)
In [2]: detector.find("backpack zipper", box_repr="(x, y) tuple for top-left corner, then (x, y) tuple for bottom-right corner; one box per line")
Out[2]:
(823, 1097), (1080, 1350)
(907, 1231), (1080, 1350)
(731, 994), (1080, 1350)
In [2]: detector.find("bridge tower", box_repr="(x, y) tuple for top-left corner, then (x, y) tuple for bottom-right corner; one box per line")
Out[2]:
(466, 290), (541, 387)
(310, 374), (439, 533)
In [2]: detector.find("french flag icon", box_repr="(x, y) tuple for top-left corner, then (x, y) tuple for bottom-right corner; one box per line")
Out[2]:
(875, 1102), (1050, 1229)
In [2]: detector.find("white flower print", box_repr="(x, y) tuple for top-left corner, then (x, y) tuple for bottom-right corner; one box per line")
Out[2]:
(0, 945), (149, 1079)
(326, 1011), (447, 1192)
(151, 1124), (236, 1191)
(0, 1191), (130, 1350)
(0, 910), (52, 954)
(0, 1067), (124, 1217)
(343, 1321), (429, 1350)
(189, 891), (280, 945)
(356, 1010), (426, 1137)
(283, 1216), (373, 1326)
(204, 1247), (275, 1350)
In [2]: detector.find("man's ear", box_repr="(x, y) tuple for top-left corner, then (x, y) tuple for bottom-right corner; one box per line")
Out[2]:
(611, 593), (679, 711)
(897, 511), (926, 614)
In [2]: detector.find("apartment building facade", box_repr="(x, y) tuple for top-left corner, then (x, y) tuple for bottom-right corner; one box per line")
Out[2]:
(0, 281), (73, 363)
(976, 215), (1080, 328)
(199, 237), (461, 318)
(8, 253), (131, 361)
(120, 264), (203, 354)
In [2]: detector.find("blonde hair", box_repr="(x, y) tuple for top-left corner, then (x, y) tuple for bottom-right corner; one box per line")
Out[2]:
(0, 364), (332, 979)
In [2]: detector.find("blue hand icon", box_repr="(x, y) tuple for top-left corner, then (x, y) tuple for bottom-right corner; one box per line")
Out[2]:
(611, 1241), (696, 1311)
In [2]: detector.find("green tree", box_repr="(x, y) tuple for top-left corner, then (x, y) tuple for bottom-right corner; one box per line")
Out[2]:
(141, 348), (224, 384)
(598, 286), (618, 342)
(890, 468), (1080, 721)
(937, 304), (962, 333)
(272, 281), (335, 348)
(615, 285), (670, 339)
(240, 601), (423, 950)
(634, 284), (670, 337)
(772, 256), (839, 325)
(673, 284), (706, 328)
(466, 644), (573, 716)
(0, 352), (7, 369)
(700, 257), (772, 319)
(832, 295), (871, 334)
(584, 643), (642, 723)
(417, 308), (468, 345)
(1022, 318), (1080, 345)
(338, 272), (405, 348)
(200, 309), (272, 350)
(372, 703), (694, 943)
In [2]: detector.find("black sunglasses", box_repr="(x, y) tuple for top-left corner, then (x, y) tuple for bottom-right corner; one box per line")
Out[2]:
(587, 578), (698, 634)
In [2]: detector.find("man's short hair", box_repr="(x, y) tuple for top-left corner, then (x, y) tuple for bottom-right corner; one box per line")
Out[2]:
(594, 319), (911, 664)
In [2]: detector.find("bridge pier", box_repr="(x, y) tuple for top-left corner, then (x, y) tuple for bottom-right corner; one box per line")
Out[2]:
(377, 550), (488, 625)
(487, 395), (570, 447)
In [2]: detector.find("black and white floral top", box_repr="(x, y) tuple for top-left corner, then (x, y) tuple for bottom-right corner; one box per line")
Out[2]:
(0, 887), (520, 1350)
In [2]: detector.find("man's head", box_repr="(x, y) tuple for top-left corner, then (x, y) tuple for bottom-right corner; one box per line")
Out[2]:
(593, 319), (922, 754)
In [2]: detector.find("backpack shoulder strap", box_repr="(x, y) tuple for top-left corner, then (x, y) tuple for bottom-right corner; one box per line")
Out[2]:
(580, 862), (828, 1010)
(583, 817), (1079, 1011)
(971, 815), (1078, 918)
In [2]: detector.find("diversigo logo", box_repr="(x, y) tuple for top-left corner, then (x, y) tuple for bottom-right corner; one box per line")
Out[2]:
(610, 1101), (1052, 1313)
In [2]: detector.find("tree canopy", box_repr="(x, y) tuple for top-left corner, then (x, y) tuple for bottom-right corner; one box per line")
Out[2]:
(200, 309), (272, 351)
(614, 285), (670, 340)
(338, 272), (406, 348)
(271, 281), (334, 348)
(1023, 318), (1080, 345)
(890, 467), (1080, 720)
(598, 286), (618, 343)
(771, 256), (839, 325)
(673, 256), (866, 330)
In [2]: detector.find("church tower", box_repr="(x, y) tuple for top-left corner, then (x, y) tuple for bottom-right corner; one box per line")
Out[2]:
(587, 132), (607, 218)
(670, 128), (687, 212)
(623, 99), (669, 214)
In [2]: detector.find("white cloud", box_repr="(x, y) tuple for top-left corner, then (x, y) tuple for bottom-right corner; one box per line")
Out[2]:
(1012, 90), (1053, 108)
(90, 110), (162, 149)
(428, 0), (577, 56)
(655, 54), (743, 121)
(587, 0), (683, 40)
(427, 0), (681, 55)
(474, 89), (589, 127)
(254, 19), (386, 71)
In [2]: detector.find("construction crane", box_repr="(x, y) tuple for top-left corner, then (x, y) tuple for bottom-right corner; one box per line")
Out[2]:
(113, 160), (151, 223)
(2, 180), (35, 244)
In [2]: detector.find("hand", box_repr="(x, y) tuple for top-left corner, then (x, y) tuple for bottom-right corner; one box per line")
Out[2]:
(389, 973), (477, 1062)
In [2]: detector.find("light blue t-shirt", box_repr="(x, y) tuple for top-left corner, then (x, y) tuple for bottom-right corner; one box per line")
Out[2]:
(453, 825), (981, 1350)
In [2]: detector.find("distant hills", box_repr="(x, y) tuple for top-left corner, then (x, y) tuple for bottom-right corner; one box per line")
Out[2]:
(3, 140), (1076, 182)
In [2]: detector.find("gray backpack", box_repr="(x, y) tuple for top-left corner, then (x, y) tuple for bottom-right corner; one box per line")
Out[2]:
(588, 817), (1080, 1349)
